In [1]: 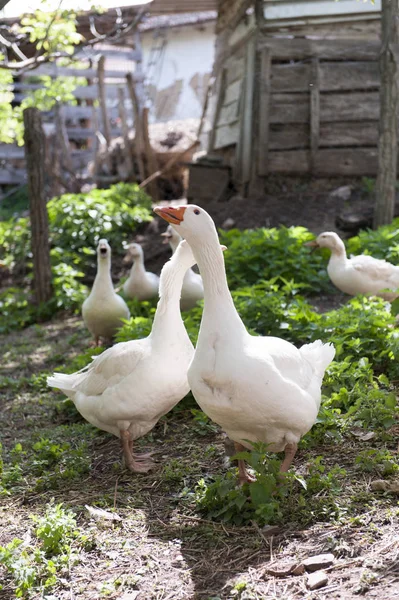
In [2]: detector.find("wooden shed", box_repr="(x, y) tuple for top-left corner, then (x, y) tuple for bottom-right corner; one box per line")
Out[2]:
(206, 0), (384, 194)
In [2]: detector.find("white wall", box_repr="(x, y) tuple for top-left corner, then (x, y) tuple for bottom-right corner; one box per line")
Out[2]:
(141, 21), (216, 122)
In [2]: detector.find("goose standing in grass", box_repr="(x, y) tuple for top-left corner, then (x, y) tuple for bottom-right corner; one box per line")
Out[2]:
(123, 242), (159, 301)
(161, 225), (204, 311)
(305, 231), (399, 300)
(155, 205), (335, 483)
(82, 239), (130, 346)
(47, 240), (198, 473)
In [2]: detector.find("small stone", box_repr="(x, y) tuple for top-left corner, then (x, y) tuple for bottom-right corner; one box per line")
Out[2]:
(371, 479), (399, 493)
(221, 217), (236, 229)
(303, 553), (334, 572)
(306, 570), (328, 590)
(291, 563), (305, 576)
(329, 185), (352, 201)
(263, 561), (297, 577)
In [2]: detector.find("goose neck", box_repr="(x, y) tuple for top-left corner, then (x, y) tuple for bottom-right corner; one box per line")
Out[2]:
(92, 256), (113, 291)
(150, 260), (188, 343)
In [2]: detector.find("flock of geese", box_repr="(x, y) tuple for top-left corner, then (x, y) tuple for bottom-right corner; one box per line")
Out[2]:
(47, 205), (399, 483)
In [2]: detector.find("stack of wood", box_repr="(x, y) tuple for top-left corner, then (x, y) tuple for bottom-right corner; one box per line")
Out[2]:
(91, 62), (200, 200)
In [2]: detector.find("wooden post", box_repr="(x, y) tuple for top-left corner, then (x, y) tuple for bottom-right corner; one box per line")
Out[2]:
(310, 57), (320, 173)
(238, 36), (256, 190)
(257, 47), (271, 176)
(208, 68), (227, 152)
(23, 107), (52, 305)
(126, 72), (146, 181)
(97, 55), (111, 148)
(55, 103), (73, 173)
(142, 107), (159, 201)
(118, 87), (135, 178)
(374, 0), (399, 227)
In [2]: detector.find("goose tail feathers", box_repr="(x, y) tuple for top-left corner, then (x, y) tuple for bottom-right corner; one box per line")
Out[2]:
(299, 340), (335, 376)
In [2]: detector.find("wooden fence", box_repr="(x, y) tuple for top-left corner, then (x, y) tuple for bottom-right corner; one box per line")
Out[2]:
(0, 39), (145, 187)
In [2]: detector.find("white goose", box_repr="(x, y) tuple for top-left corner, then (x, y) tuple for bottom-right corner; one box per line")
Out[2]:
(306, 232), (399, 301)
(82, 239), (130, 346)
(123, 242), (160, 301)
(47, 240), (196, 473)
(161, 225), (204, 311)
(155, 205), (335, 483)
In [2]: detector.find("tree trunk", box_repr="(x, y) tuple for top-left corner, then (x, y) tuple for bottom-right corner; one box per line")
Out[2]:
(374, 0), (399, 228)
(23, 107), (52, 305)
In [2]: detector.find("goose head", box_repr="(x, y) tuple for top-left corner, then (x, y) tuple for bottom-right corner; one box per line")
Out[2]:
(305, 232), (346, 254)
(123, 242), (144, 264)
(154, 205), (217, 247)
(97, 238), (111, 260)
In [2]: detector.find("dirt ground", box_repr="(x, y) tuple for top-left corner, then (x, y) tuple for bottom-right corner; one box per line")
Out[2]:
(120, 176), (377, 279)
(0, 316), (398, 600)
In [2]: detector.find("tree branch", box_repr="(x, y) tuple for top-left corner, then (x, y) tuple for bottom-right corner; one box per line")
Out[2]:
(0, 7), (146, 74)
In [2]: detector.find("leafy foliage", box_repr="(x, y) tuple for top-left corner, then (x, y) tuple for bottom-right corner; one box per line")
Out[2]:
(0, 183), (152, 332)
(219, 226), (331, 292)
(0, 503), (84, 598)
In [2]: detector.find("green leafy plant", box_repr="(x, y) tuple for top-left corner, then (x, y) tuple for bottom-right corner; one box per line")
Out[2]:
(0, 503), (83, 597)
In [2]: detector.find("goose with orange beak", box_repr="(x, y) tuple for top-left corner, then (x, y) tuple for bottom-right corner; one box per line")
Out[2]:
(154, 204), (335, 484)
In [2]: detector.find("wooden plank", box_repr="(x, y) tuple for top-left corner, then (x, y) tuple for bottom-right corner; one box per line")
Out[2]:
(0, 168), (27, 184)
(118, 87), (134, 177)
(142, 107), (159, 200)
(267, 147), (380, 175)
(225, 55), (245, 86)
(217, 100), (239, 126)
(239, 35), (256, 184)
(259, 37), (380, 60)
(310, 57), (320, 172)
(258, 46), (272, 176)
(66, 127), (120, 139)
(61, 105), (120, 120)
(214, 122), (240, 149)
(269, 121), (380, 150)
(126, 72), (145, 181)
(20, 65), (145, 80)
(271, 61), (379, 93)
(209, 68), (227, 151)
(269, 91), (380, 123)
(269, 93), (309, 123)
(97, 56), (111, 147)
(94, 48), (141, 62)
(321, 91), (380, 121)
(224, 79), (242, 105)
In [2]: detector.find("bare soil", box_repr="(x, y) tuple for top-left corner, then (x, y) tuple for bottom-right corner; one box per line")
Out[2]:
(0, 317), (398, 600)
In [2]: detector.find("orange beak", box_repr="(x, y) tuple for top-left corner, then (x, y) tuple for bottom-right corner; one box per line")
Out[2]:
(304, 240), (319, 248)
(154, 205), (186, 225)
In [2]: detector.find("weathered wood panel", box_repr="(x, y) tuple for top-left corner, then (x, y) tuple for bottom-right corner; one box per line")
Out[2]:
(223, 79), (242, 106)
(269, 91), (380, 123)
(267, 148), (379, 175)
(269, 121), (380, 150)
(310, 57), (320, 171)
(259, 37), (380, 61)
(218, 100), (239, 126)
(271, 61), (380, 93)
(214, 122), (240, 149)
(225, 55), (245, 86)
(258, 47), (272, 177)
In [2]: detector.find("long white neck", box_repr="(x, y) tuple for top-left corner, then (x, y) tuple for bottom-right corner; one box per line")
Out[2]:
(150, 256), (190, 345)
(328, 239), (347, 267)
(130, 254), (146, 279)
(191, 230), (246, 338)
(169, 238), (180, 254)
(92, 256), (114, 294)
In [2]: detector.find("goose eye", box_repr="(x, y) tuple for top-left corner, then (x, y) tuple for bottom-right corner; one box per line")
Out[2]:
(194, 209), (200, 215)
